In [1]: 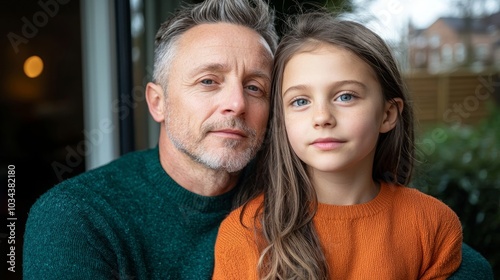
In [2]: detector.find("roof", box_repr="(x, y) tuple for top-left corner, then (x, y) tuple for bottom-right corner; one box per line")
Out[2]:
(439, 11), (500, 34)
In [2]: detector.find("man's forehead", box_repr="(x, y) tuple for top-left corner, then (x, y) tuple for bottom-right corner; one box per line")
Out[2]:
(175, 25), (272, 75)
(179, 23), (273, 57)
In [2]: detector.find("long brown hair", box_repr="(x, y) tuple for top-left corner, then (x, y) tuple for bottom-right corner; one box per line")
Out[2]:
(247, 11), (415, 279)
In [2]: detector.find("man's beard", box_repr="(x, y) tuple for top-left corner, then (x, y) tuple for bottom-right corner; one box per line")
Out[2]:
(165, 114), (262, 173)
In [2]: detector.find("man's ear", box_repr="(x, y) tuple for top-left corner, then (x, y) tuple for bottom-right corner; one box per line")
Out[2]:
(380, 98), (403, 133)
(145, 82), (165, 123)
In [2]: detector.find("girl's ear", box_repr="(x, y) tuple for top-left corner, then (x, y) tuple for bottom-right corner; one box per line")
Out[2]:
(145, 82), (166, 123)
(380, 98), (403, 133)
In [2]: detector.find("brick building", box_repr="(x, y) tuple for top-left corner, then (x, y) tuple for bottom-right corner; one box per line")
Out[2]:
(408, 12), (500, 73)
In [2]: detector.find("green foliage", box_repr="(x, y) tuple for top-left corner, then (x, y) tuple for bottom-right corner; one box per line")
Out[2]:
(413, 108), (500, 277)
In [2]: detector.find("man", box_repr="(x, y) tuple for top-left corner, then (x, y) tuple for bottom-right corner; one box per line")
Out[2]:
(23, 0), (277, 279)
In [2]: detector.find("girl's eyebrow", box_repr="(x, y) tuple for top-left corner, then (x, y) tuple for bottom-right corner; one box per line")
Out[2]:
(282, 85), (308, 97)
(282, 80), (367, 97)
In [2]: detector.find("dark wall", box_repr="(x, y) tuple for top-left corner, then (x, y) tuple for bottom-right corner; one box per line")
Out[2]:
(0, 1), (84, 279)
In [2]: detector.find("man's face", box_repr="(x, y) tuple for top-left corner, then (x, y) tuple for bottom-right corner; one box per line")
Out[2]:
(162, 23), (273, 172)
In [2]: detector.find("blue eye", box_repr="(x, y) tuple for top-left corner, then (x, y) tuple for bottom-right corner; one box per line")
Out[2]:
(336, 93), (354, 102)
(247, 85), (258, 91)
(244, 84), (266, 97)
(201, 79), (214, 85)
(291, 98), (310, 107)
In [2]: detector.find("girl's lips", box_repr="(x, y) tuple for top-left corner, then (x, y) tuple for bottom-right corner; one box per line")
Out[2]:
(311, 138), (345, 150)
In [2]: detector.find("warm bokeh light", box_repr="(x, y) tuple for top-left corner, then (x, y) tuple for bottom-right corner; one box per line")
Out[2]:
(24, 55), (44, 78)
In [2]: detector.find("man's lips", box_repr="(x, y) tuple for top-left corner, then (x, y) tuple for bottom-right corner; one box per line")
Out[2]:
(311, 138), (345, 150)
(210, 129), (247, 139)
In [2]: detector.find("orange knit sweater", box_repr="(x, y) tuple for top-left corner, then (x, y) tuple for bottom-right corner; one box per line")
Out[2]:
(213, 183), (462, 279)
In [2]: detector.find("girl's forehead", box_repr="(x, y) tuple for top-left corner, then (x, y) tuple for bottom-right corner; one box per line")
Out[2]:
(285, 43), (369, 73)
(293, 41), (334, 56)
(286, 42), (356, 68)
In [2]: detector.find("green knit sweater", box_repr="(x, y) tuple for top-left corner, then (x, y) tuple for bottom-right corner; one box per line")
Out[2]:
(449, 243), (494, 280)
(23, 147), (238, 280)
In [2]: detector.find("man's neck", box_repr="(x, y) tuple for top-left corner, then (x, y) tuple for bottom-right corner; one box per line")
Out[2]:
(158, 140), (240, 197)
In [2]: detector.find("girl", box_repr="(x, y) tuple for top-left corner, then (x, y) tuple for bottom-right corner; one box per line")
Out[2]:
(213, 12), (462, 280)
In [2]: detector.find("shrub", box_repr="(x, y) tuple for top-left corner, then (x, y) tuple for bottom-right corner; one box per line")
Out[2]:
(412, 108), (500, 277)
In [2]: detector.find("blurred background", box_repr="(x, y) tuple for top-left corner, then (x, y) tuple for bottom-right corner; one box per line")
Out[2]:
(1, 0), (499, 279)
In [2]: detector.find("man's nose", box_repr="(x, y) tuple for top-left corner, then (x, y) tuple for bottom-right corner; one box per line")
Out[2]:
(220, 83), (246, 116)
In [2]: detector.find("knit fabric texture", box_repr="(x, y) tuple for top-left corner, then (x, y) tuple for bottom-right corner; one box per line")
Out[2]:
(23, 147), (237, 280)
(214, 183), (463, 279)
(449, 243), (494, 280)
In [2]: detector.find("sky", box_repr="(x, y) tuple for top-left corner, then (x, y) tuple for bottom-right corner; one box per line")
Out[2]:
(353, 0), (499, 41)
(351, 0), (452, 41)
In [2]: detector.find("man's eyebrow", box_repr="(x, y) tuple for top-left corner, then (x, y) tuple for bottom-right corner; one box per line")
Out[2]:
(189, 63), (271, 83)
(188, 63), (229, 76)
(248, 70), (271, 84)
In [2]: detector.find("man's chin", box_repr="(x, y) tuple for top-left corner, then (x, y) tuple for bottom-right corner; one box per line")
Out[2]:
(197, 151), (253, 172)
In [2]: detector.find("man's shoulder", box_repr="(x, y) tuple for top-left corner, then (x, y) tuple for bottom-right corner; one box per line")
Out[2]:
(449, 243), (494, 280)
(86, 147), (157, 177)
(67, 148), (155, 184)
(34, 148), (158, 210)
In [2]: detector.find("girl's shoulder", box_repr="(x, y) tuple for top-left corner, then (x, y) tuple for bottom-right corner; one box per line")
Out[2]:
(389, 184), (449, 206)
(386, 183), (459, 221)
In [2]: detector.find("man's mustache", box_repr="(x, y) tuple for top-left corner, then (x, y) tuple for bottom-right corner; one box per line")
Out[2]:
(202, 118), (257, 138)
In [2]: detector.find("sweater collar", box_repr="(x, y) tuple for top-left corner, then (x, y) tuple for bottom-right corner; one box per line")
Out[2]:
(315, 182), (395, 220)
(144, 146), (238, 213)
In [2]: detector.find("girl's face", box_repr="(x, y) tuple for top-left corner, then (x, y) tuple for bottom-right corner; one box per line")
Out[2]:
(281, 43), (400, 177)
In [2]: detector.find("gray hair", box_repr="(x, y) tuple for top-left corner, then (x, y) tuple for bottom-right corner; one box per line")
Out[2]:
(152, 0), (278, 89)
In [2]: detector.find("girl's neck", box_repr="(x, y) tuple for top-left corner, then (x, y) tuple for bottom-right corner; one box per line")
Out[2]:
(310, 170), (380, 205)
